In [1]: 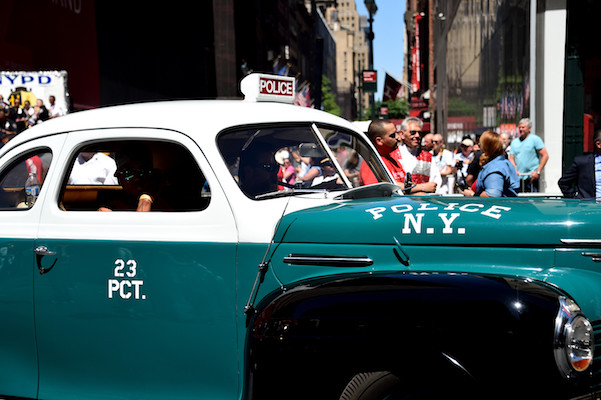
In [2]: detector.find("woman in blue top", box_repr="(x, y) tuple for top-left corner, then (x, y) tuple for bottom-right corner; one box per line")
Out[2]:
(463, 131), (519, 197)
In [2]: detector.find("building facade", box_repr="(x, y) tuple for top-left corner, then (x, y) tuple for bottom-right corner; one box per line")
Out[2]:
(324, 0), (369, 120)
(0, 0), (336, 112)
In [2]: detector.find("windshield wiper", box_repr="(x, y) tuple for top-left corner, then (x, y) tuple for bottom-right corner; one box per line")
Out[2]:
(334, 182), (401, 200)
(254, 188), (327, 200)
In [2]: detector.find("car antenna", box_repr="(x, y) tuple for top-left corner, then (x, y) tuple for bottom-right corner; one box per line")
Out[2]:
(244, 195), (292, 321)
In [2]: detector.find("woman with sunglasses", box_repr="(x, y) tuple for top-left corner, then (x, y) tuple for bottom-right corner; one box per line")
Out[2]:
(462, 131), (519, 197)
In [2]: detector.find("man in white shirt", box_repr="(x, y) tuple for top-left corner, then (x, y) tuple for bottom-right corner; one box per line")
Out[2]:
(432, 133), (455, 194)
(48, 95), (66, 119)
(68, 152), (118, 185)
(398, 117), (441, 194)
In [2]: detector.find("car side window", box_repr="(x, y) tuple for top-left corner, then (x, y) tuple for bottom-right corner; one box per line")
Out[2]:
(316, 125), (390, 187)
(218, 125), (349, 199)
(60, 140), (210, 212)
(0, 149), (52, 210)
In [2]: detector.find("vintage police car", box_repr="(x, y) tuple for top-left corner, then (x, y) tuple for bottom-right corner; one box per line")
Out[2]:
(0, 73), (598, 399)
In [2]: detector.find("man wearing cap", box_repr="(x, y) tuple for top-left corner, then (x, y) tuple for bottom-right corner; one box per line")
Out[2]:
(359, 119), (406, 186)
(509, 118), (549, 192)
(558, 130), (601, 198)
(453, 137), (474, 189)
(311, 158), (343, 189)
(398, 116), (440, 194)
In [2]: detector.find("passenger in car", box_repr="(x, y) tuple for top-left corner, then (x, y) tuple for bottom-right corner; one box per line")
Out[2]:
(98, 143), (167, 211)
(68, 152), (118, 185)
(295, 156), (322, 188)
(310, 158), (343, 189)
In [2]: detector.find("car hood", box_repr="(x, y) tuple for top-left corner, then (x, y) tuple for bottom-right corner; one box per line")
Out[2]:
(276, 196), (599, 246)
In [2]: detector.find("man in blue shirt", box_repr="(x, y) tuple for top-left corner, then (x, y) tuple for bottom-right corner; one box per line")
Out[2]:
(509, 118), (549, 192)
(558, 131), (601, 199)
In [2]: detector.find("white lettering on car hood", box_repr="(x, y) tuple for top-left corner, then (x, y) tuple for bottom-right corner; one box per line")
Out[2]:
(365, 202), (511, 235)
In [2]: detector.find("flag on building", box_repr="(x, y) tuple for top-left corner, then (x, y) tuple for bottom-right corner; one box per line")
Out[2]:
(383, 73), (402, 102)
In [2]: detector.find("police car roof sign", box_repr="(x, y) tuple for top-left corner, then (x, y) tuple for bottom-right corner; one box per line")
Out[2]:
(241, 73), (295, 104)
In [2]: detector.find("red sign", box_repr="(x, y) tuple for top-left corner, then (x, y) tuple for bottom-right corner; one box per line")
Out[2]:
(380, 106), (388, 116)
(362, 70), (377, 93)
(363, 71), (377, 82)
(259, 77), (294, 96)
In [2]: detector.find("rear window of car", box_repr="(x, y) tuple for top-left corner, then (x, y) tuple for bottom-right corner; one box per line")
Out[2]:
(60, 140), (210, 212)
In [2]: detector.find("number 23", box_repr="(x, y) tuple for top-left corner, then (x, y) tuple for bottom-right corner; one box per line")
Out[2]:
(114, 259), (137, 278)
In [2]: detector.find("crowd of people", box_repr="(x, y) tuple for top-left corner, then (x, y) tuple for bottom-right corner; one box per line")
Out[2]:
(0, 94), (66, 148)
(269, 145), (345, 193)
(256, 116), (557, 198)
(361, 117), (550, 197)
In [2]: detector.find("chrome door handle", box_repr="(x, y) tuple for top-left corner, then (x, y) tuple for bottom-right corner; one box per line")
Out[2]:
(35, 246), (57, 274)
(35, 246), (56, 256)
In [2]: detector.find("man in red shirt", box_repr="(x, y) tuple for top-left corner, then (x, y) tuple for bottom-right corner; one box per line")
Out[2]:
(360, 119), (405, 185)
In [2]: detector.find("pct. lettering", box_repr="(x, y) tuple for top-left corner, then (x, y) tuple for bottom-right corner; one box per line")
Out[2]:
(108, 279), (146, 300)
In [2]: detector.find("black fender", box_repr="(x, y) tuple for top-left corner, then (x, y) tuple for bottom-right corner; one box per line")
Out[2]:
(244, 271), (585, 399)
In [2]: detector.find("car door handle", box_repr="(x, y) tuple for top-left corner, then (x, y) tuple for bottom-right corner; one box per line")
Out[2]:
(35, 246), (56, 256)
(35, 246), (57, 274)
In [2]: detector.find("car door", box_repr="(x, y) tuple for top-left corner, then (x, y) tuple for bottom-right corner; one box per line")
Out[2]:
(35, 129), (239, 400)
(0, 134), (65, 399)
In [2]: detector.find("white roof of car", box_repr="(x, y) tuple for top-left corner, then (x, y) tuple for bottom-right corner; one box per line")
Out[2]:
(2, 100), (358, 155)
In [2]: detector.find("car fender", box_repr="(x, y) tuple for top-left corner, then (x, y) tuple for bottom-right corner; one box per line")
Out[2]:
(244, 271), (571, 399)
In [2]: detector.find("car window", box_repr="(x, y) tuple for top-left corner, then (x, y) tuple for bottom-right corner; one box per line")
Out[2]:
(316, 125), (390, 187)
(60, 140), (210, 212)
(217, 124), (389, 199)
(0, 149), (52, 210)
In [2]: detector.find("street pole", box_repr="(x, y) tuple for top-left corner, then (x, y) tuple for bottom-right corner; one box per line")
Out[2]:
(358, 59), (362, 120)
(364, 0), (377, 120)
(368, 13), (375, 120)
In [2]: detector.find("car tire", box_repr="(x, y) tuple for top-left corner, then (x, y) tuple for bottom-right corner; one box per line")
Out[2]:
(339, 370), (480, 400)
(339, 371), (403, 400)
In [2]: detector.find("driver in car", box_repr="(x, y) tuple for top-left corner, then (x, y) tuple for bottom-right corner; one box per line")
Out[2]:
(238, 143), (280, 198)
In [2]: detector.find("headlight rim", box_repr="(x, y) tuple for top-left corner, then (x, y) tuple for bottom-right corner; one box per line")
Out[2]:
(554, 296), (594, 378)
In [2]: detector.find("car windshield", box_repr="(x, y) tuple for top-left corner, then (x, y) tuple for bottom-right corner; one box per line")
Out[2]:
(217, 124), (390, 199)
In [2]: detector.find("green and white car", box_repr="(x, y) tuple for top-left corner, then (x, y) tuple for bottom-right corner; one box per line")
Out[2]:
(0, 74), (598, 399)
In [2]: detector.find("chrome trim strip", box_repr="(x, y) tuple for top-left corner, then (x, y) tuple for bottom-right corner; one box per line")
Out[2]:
(582, 252), (601, 263)
(283, 254), (374, 267)
(560, 239), (601, 246)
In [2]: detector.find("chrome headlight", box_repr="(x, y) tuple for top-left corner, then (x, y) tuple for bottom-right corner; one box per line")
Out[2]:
(554, 297), (594, 378)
